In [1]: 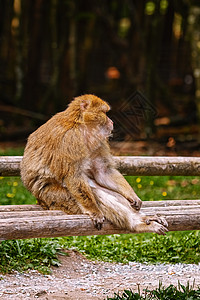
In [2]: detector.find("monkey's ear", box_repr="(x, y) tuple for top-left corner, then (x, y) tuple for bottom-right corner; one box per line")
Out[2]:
(80, 99), (90, 111)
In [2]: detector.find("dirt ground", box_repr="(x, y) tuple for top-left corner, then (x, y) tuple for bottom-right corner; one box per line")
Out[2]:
(0, 250), (200, 299)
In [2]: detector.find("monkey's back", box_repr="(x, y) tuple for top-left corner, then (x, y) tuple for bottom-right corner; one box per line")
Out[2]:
(20, 111), (87, 198)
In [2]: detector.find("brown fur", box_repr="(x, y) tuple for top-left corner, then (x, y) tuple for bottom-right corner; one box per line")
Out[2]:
(21, 94), (168, 234)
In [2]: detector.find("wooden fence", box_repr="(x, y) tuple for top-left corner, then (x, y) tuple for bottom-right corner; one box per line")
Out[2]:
(0, 156), (200, 240)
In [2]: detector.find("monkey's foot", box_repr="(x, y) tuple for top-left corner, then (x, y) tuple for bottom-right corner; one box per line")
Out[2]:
(90, 213), (105, 230)
(149, 221), (168, 235)
(145, 215), (168, 228)
(140, 215), (168, 235)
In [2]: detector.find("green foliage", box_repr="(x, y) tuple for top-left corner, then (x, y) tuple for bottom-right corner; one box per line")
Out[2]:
(0, 176), (36, 205)
(1, 230), (200, 274)
(58, 230), (200, 264)
(108, 289), (144, 300)
(107, 282), (200, 299)
(0, 175), (199, 206)
(0, 148), (35, 205)
(0, 148), (24, 156)
(0, 238), (64, 274)
(125, 176), (199, 201)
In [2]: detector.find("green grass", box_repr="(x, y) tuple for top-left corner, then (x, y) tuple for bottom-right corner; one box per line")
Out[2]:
(0, 147), (24, 156)
(0, 147), (200, 274)
(0, 238), (64, 274)
(57, 230), (200, 264)
(1, 230), (200, 274)
(0, 176), (36, 205)
(107, 282), (200, 299)
(0, 175), (199, 206)
(125, 175), (199, 201)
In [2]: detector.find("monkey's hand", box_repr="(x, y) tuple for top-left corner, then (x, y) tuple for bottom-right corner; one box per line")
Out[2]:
(89, 212), (105, 230)
(144, 215), (168, 235)
(128, 196), (142, 211)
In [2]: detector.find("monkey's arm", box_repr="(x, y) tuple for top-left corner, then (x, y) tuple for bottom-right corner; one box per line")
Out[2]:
(92, 158), (142, 210)
(60, 132), (106, 228)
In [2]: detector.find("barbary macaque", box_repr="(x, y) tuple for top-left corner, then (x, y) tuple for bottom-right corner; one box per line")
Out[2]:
(21, 94), (168, 234)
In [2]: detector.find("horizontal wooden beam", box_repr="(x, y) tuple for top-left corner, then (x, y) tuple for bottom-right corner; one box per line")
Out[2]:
(115, 156), (200, 176)
(0, 156), (22, 176)
(0, 200), (200, 240)
(1, 156), (200, 176)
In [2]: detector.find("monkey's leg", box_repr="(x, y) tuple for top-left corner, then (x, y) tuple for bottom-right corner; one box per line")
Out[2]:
(89, 179), (168, 235)
(36, 182), (82, 214)
(62, 177), (105, 230)
(34, 177), (105, 230)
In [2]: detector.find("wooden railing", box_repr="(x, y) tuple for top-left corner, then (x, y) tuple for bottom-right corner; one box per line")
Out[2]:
(0, 156), (200, 240)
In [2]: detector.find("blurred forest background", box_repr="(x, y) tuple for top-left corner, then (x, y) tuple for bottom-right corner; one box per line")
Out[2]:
(0, 0), (200, 156)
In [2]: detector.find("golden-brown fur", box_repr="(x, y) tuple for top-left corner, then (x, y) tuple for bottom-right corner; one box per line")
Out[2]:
(21, 94), (168, 234)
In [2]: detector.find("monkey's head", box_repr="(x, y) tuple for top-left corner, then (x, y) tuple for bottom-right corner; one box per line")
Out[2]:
(67, 94), (113, 136)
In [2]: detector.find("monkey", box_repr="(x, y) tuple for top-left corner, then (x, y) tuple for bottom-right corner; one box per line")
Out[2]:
(21, 94), (168, 235)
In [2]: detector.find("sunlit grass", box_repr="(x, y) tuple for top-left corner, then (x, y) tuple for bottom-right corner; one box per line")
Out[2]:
(58, 230), (200, 264)
(0, 176), (36, 205)
(125, 176), (200, 201)
(0, 175), (199, 206)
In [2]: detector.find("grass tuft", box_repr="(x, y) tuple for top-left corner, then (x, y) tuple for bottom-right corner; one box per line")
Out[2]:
(0, 238), (65, 274)
(107, 281), (200, 299)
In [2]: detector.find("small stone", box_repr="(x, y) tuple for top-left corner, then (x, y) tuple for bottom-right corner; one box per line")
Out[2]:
(34, 290), (47, 297)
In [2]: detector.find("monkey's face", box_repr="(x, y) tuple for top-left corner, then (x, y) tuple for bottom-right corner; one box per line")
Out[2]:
(68, 94), (113, 138)
(83, 109), (113, 137)
(79, 95), (113, 133)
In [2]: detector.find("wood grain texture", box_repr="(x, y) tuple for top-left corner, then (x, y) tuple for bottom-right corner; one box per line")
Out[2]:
(0, 200), (200, 240)
(1, 156), (200, 176)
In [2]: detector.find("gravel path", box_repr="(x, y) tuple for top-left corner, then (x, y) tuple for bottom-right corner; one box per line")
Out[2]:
(0, 251), (199, 299)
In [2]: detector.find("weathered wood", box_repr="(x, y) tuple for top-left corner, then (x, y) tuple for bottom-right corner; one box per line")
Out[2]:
(0, 204), (198, 219)
(0, 200), (200, 212)
(0, 200), (200, 240)
(142, 199), (200, 207)
(0, 215), (126, 240)
(0, 156), (22, 176)
(1, 156), (200, 176)
(0, 204), (43, 212)
(0, 210), (65, 219)
(0, 206), (199, 219)
(115, 156), (200, 176)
